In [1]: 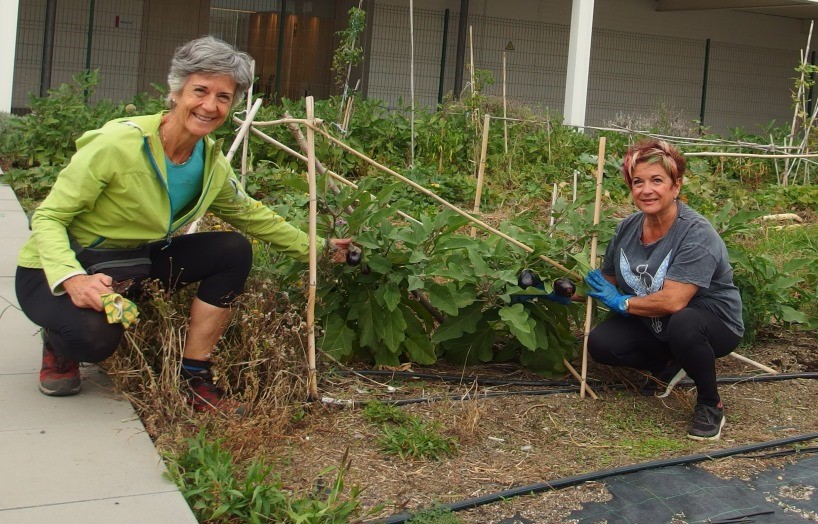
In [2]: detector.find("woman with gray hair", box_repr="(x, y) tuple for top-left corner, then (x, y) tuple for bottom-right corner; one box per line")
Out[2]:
(15, 36), (350, 415)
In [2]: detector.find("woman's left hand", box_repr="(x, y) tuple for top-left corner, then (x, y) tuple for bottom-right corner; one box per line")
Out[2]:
(327, 238), (352, 263)
(585, 269), (633, 316)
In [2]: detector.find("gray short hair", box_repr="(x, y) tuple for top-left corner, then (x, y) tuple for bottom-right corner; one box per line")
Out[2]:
(166, 35), (253, 108)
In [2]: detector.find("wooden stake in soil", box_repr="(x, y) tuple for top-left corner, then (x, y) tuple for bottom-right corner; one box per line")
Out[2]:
(471, 113), (491, 237)
(580, 136), (607, 399)
(240, 59), (255, 188)
(305, 96), (319, 401)
(502, 50), (508, 156)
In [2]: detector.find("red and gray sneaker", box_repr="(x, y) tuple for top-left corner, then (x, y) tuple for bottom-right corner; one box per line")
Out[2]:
(39, 334), (81, 397)
(182, 366), (246, 416)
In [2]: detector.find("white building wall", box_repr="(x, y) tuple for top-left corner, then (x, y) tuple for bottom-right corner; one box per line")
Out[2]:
(0, 0), (20, 113)
(369, 0), (806, 134)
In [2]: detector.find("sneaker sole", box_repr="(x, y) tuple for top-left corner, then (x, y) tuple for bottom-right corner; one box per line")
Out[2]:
(687, 415), (726, 441)
(39, 381), (81, 397)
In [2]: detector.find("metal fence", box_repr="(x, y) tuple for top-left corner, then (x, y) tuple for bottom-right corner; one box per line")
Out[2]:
(366, 3), (798, 135)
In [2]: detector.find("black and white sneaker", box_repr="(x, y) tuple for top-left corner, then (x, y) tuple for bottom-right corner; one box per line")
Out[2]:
(688, 402), (725, 441)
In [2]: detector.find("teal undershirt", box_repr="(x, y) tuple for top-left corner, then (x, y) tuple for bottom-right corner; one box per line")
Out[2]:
(165, 139), (204, 220)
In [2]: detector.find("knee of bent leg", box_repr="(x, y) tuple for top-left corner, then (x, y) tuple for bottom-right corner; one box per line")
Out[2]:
(220, 232), (253, 271)
(60, 320), (123, 363)
(587, 329), (615, 365)
(666, 308), (704, 345)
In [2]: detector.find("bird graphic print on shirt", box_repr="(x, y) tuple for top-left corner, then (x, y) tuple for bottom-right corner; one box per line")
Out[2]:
(620, 250), (672, 334)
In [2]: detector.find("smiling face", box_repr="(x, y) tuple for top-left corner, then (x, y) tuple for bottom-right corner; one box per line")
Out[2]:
(171, 73), (237, 138)
(630, 161), (681, 218)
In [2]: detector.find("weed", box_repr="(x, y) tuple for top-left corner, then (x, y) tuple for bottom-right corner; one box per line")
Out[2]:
(378, 418), (459, 461)
(363, 402), (459, 461)
(363, 401), (412, 425)
(165, 430), (375, 523)
(407, 506), (466, 523)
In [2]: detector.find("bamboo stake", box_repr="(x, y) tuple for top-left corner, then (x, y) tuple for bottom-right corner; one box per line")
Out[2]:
(313, 124), (581, 280)
(241, 122), (421, 225)
(471, 113), (491, 237)
(469, 25), (475, 97)
(282, 112), (355, 216)
(240, 60), (255, 188)
(563, 358), (598, 400)
(548, 182), (557, 234)
(187, 98), (264, 234)
(502, 51), (508, 156)
(410, 0), (416, 167)
(306, 96), (319, 401)
(580, 137), (607, 399)
(685, 151), (818, 159)
(729, 352), (777, 374)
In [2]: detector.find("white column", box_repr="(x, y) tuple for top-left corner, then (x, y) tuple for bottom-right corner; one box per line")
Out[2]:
(563, 0), (595, 128)
(0, 0), (20, 113)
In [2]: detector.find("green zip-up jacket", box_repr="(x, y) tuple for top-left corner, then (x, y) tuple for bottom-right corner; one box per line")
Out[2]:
(17, 112), (318, 293)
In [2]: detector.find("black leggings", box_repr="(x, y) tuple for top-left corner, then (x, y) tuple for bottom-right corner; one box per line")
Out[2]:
(16, 231), (252, 363)
(587, 308), (742, 405)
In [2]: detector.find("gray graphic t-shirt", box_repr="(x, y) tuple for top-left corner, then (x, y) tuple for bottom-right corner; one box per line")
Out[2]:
(600, 202), (744, 340)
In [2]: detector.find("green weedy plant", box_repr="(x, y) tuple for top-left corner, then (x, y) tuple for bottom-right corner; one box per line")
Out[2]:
(710, 202), (818, 342)
(407, 507), (466, 523)
(378, 419), (459, 461)
(363, 402), (458, 461)
(165, 430), (373, 523)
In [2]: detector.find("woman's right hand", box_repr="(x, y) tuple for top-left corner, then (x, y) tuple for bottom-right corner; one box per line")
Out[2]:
(62, 273), (114, 311)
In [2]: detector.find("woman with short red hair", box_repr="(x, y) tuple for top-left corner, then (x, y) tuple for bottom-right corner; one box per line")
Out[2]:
(585, 139), (743, 441)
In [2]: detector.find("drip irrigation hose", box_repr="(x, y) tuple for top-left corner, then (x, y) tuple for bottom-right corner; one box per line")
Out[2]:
(331, 372), (818, 408)
(341, 369), (578, 387)
(344, 369), (818, 389)
(370, 432), (818, 524)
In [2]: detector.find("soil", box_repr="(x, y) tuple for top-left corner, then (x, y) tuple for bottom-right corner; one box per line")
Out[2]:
(150, 327), (818, 523)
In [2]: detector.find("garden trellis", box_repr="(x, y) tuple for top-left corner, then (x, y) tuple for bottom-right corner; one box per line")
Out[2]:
(216, 94), (789, 401)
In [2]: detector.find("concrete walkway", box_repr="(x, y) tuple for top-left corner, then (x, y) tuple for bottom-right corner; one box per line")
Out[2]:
(0, 182), (197, 523)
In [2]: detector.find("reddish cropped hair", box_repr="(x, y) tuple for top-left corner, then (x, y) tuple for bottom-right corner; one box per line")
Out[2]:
(621, 139), (686, 186)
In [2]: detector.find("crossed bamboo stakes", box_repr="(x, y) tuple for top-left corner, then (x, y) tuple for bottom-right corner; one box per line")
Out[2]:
(221, 96), (777, 401)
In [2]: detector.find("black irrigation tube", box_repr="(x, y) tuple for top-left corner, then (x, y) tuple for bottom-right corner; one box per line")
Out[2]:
(344, 372), (818, 407)
(342, 369), (578, 388)
(345, 369), (818, 389)
(369, 432), (818, 524)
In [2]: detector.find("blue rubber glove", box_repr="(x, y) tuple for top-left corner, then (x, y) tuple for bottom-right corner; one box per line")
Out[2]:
(585, 269), (633, 316)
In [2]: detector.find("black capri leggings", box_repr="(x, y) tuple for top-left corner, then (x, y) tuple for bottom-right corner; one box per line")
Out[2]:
(16, 231), (253, 363)
(587, 308), (742, 405)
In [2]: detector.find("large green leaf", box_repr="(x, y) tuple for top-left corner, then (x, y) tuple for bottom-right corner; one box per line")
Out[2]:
(401, 304), (437, 364)
(376, 283), (402, 312)
(373, 305), (408, 353)
(319, 313), (356, 359)
(427, 283), (460, 316)
(441, 321), (495, 364)
(431, 302), (484, 343)
(779, 305), (809, 324)
(348, 288), (378, 349)
(519, 343), (568, 377)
